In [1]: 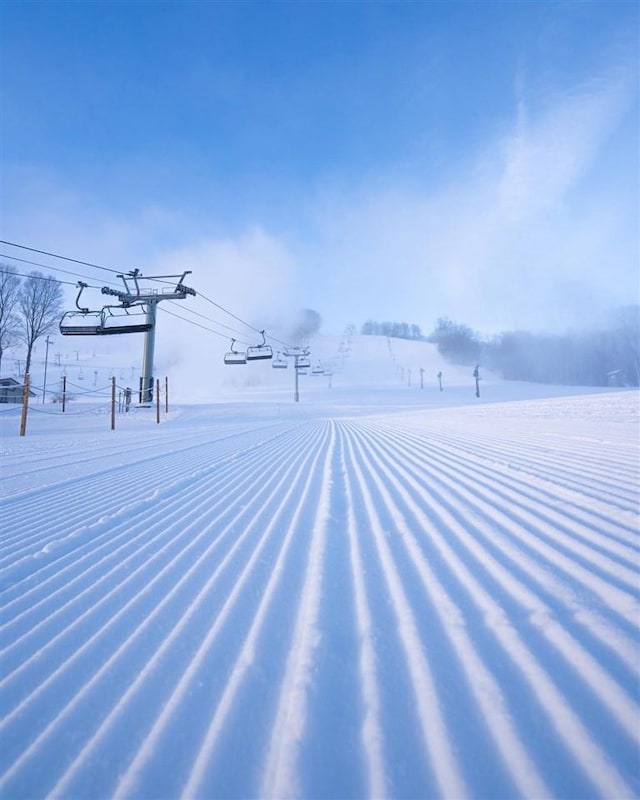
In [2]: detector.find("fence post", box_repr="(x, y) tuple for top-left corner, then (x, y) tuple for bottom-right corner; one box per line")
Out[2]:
(156, 378), (160, 424)
(19, 373), (30, 437)
(165, 376), (169, 414)
(62, 375), (67, 412)
(111, 377), (116, 430)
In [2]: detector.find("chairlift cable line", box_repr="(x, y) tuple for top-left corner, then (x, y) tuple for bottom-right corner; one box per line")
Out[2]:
(3, 240), (295, 350)
(197, 290), (265, 334)
(164, 300), (249, 339)
(2, 241), (191, 290)
(196, 292), (291, 347)
(197, 292), (295, 350)
(158, 305), (252, 346)
(1, 257), (122, 290)
(0, 240), (128, 276)
(0, 266), (80, 288)
(264, 331), (295, 349)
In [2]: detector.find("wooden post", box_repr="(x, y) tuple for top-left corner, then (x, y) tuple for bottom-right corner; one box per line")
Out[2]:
(156, 378), (160, 424)
(19, 373), (30, 437)
(62, 375), (67, 412)
(111, 376), (116, 430)
(165, 376), (169, 414)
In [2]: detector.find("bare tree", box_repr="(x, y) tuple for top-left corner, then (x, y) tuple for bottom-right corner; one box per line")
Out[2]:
(18, 271), (64, 375)
(0, 264), (22, 374)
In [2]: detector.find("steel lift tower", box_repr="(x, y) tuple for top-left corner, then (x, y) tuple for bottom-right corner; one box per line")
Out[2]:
(101, 270), (196, 404)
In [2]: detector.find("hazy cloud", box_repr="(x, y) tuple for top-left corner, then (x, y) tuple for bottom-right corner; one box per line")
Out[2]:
(296, 61), (638, 334)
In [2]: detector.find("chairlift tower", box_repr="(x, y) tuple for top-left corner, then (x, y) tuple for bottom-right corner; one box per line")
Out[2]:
(283, 346), (311, 403)
(101, 270), (195, 404)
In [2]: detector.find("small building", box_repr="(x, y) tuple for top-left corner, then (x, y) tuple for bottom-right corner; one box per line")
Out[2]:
(606, 370), (627, 388)
(0, 377), (36, 404)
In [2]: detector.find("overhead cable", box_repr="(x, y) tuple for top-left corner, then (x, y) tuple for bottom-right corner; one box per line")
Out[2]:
(0, 240), (126, 275)
(158, 305), (252, 346)
(0, 255), (121, 290)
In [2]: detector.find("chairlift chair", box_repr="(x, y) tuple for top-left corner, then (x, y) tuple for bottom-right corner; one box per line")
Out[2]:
(100, 305), (153, 335)
(246, 330), (273, 361)
(296, 356), (311, 370)
(59, 281), (104, 335)
(312, 362), (324, 375)
(224, 339), (247, 365)
(59, 310), (104, 336)
(272, 352), (288, 369)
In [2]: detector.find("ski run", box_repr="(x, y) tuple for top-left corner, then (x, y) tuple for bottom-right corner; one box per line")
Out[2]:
(1, 382), (638, 799)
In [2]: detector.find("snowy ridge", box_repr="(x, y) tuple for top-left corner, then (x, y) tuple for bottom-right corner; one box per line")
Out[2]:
(0, 390), (638, 799)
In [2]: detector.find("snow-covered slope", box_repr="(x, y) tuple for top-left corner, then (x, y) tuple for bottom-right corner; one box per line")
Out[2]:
(0, 357), (638, 798)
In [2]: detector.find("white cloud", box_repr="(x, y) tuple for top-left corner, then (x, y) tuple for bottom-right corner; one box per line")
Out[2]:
(151, 228), (299, 395)
(296, 61), (638, 335)
(496, 71), (633, 219)
(4, 58), (636, 355)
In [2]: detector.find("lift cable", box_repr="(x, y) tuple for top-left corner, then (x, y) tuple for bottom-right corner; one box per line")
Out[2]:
(197, 290), (264, 334)
(197, 290), (294, 350)
(1, 261), (251, 342)
(2, 240), (294, 349)
(158, 305), (252, 345)
(0, 255), (122, 290)
(0, 265), (83, 288)
(165, 300), (250, 339)
(2, 241), (232, 296)
(0, 239), (127, 276)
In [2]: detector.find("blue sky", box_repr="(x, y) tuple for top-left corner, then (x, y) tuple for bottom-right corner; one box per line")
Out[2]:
(1, 0), (638, 340)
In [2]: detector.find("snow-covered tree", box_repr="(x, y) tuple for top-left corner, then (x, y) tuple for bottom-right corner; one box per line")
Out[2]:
(0, 264), (22, 374)
(18, 271), (64, 375)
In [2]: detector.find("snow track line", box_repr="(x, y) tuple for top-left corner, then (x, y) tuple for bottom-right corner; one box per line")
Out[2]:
(342, 426), (469, 800)
(0, 419), (291, 503)
(390, 423), (639, 546)
(338, 425), (387, 799)
(351, 423), (639, 740)
(344, 423), (551, 799)
(112, 423), (334, 800)
(399, 414), (637, 489)
(388, 421), (639, 546)
(364, 421), (640, 669)
(0, 421), (304, 552)
(345, 421), (636, 799)
(259, 422), (336, 800)
(0, 423), (319, 707)
(0, 391), (637, 800)
(0, 420), (310, 587)
(0, 424), (330, 794)
(415, 425), (638, 510)
(0, 422), (314, 632)
(370, 422), (639, 614)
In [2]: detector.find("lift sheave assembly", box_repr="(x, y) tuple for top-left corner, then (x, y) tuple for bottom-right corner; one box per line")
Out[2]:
(58, 271), (195, 404)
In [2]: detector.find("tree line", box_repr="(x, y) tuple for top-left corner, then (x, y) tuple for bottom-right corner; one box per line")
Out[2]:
(0, 264), (64, 376)
(361, 320), (424, 340)
(428, 310), (640, 387)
